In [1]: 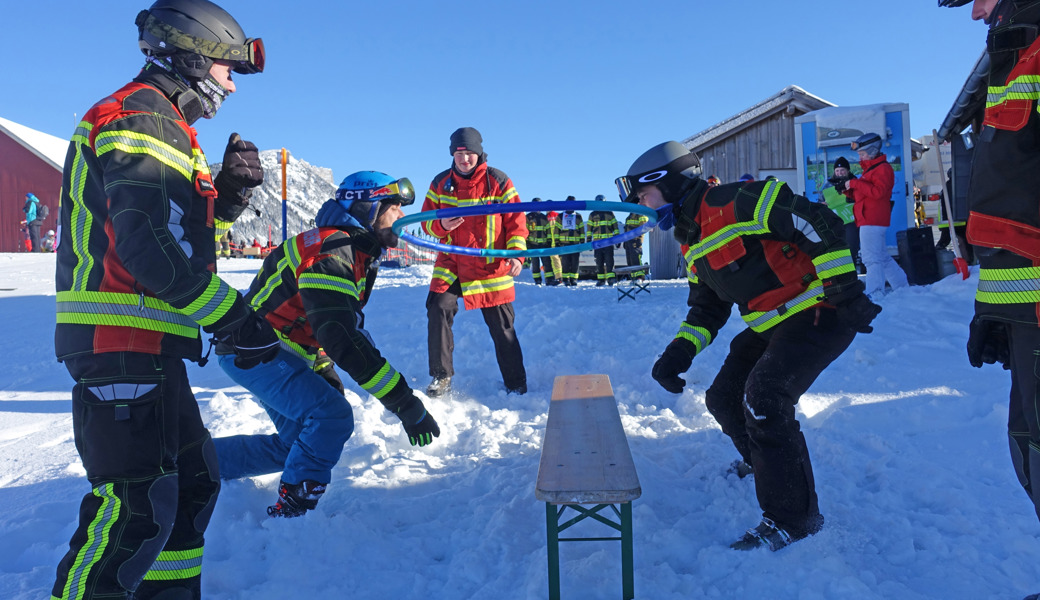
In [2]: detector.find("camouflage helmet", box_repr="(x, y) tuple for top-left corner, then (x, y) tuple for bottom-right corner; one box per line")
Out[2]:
(136, 0), (264, 80)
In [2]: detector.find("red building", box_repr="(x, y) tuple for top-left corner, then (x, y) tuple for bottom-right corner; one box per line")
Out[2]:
(0, 116), (66, 252)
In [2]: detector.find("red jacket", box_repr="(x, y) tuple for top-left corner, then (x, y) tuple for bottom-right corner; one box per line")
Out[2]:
(844, 154), (894, 227)
(421, 162), (528, 309)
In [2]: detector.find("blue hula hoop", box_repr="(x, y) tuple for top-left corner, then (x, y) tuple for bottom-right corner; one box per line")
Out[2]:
(391, 200), (658, 258)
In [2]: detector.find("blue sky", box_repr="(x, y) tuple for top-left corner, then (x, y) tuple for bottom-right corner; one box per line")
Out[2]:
(3, 1), (986, 210)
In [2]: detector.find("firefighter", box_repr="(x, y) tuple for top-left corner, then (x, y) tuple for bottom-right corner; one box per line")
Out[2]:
(622, 211), (648, 281)
(214, 172), (441, 518)
(558, 197), (585, 286)
(526, 197), (553, 284)
(617, 141), (880, 551)
(422, 127), (529, 397)
(51, 1), (278, 598)
(587, 198), (620, 286)
(942, 2), (1040, 582)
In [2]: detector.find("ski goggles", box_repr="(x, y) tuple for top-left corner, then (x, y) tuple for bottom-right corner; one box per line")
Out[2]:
(368, 178), (415, 206)
(137, 12), (266, 74)
(850, 134), (882, 151)
(615, 168), (670, 203)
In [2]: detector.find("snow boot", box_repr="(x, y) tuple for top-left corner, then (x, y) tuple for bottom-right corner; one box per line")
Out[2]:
(506, 382), (527, 395)
(728, 459), (754, 479)
(730, 516), (819, 551)
(596, 279), (605, 287)
(426, 376), (452, 397)
(267, 480), (326, 518)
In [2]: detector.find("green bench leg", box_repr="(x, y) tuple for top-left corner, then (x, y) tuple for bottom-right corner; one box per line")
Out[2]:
(546, 503), (561, 600)
(621, 502), (634, 600)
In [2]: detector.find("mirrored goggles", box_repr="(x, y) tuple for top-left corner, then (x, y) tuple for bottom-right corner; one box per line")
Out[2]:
(369, 177), (415, 206)
(137, 12), (265, 74)
(850, 134), (881, 151)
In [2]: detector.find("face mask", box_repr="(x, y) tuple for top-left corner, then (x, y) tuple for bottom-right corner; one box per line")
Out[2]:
(195, 74), (230, 119)
(656, 204), (675, 231)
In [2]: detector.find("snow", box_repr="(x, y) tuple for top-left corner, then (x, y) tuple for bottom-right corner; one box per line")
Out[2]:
(2, 252), (1038, 599)
(0, 116), (69, 170)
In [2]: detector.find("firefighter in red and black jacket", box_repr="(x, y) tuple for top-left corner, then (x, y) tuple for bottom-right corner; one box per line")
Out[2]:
(51, 2), (278, 599)
(944, 0), (1040, 533)
(214, 172), (440, 519)
(421, 127), (528, 397)
(617, 141), (881, 552)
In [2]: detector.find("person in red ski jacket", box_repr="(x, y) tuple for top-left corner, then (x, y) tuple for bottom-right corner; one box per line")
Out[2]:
(841, 132), (908, 298)
(421, 127), (528, 397)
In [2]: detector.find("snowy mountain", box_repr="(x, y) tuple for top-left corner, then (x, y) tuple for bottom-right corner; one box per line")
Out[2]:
(211, 150), (337, 246)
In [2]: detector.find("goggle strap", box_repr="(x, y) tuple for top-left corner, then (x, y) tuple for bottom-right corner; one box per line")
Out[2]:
(139, 12), (263, 73)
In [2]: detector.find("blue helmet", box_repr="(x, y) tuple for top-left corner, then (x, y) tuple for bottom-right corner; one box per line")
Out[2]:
(316, 171), (415, 230)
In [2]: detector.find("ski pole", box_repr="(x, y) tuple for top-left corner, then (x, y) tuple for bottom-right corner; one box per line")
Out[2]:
(931, 129), (970, 280)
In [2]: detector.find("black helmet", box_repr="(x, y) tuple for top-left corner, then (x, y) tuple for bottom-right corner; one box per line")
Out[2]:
(615, 141), (701, 203)
(136, 0), (264, 79)
(937, 0), (972, 6)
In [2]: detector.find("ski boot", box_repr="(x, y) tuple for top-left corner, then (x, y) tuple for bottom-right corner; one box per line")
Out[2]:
(267, 480), (327, 518)
(426, 376), (452, 397)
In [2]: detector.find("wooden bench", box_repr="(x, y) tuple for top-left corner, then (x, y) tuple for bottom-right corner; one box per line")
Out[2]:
(612, 265), (649, 302)
(536, 374), (641, 600)
(241, 246), (261, 257)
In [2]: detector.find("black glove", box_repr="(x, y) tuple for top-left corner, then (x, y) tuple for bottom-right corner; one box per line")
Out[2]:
(835, 294), (882, 334)
(215, 311), (280, 369)
(313, 352), (345, 395)
(967, 316), (1011, 369)
(213, 133), (263, 222)
(827, 176), (848, 194)
(651, 339), (695, 393)
(396, 393), (441, 447)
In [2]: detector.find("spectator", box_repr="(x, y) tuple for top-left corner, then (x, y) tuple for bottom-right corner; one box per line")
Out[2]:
(842, 132), (909, 299)
(558, 197), (585, 286)
(622, 211), (648, 281)
(739, 173), (755, 183)
(42, 229), (57, 252)
(825, 156), (861, 273)
(23, 193), (46, 251)
(587, 198), (619, 286)
(525, 197), (554, 285)
(420, 127), (528, 396)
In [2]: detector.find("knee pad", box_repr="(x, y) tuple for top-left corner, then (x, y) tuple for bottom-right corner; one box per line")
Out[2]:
(117, 473), (178, 591)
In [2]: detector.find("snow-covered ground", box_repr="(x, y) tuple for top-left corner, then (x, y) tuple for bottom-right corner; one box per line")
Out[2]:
(1, 252), (1037, 599)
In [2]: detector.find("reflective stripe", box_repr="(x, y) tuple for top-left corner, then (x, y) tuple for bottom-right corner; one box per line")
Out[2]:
(432, 266), (458, 286)
(252, 239), (303, 309)
(812, 250), (856, 279)
(742, 279), (825, 332)
(976, 266), (1040, 304)
(57, 291), (199, 338)
(71, 121), (92, 146)
(95, 129), (193, 180)
(180, 276), (236, 327)
(143, 547), (204, 582)
(278, 338), (317, 365)
(68, 139), (95, 292)
(676, 323), (711, 354)
(361, 361), (402, 399)
(86, 383), (157, 402)
(987, 74), (1040, 108)
(62, 483), (120, 600)
(461, 275), (513, 296)
(299, 272), (360, 300)
(689, 179), (782, 261)
(507, 235), (527, 250)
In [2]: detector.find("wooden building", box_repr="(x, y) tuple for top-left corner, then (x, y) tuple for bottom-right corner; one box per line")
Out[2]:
(0, 116), (66, 252)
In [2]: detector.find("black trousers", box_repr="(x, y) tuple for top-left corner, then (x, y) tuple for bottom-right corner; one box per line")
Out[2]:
(844, 222), (862, 273)
(703, 308), (855, 536)
(29, 221), (41, 252)
(561, 253), (580, 281)
(593, 247), (615, 282)
(531, 254), (554, 282)
(1006, 324), (1040, 523)
(53, 352), (219, 600)
(427, 281), (527, 389)
(624, 244), (641, 267)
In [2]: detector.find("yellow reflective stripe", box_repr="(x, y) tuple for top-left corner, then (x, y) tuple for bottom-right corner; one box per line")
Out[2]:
(253, 240), (302, 308)
(742, 279), (825, 332)
(299, 272), (359, 300)
(812, 250), (856, 279)
(278, 337), (317, 364)
(361, 361), (402, 399)
(214, 218), (233, 241)
(689, 179), (782, 261)
(461, 276), (513, 296)
(95, 130), (193, 180)
(433, 266), (457, 286)
(676, 323), (711, 354)
(180, 276), (236, 327)
(62, 483), (120, 600)
(71, 120), (92, 146)
(143, 546), (203, 581)
(976, 266), (1040, 304)
(57, 290), (200, 337)
(192, 147), (210, 175)
(987, 74), (1040, 108)
(68, 140), (95, 292)
(507, 235), (527, 250)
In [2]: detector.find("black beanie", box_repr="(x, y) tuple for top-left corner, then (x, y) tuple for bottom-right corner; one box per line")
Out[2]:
(834, 156), (850, 171)
(449, 127), (483, 156)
